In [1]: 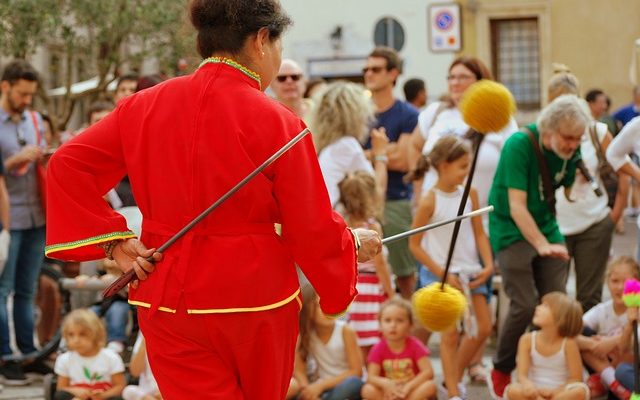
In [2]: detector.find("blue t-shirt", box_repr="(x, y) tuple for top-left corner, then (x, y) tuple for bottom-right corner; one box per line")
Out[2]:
(613, 104), (639, 128)
(367, 100), (418, 200)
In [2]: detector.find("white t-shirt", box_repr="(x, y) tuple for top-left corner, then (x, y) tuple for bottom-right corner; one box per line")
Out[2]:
(318, 136), (374, 207)
(606, 116), (640, 227)
(583, 300), (627, 336)
(54, 348), (125, 390)
(555, 121), (610, 235)
(606, 116), (640, 171)
(417, 102), (518, 208)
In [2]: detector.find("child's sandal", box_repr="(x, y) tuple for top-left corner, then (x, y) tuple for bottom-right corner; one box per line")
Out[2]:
(468, 362), (487, 384)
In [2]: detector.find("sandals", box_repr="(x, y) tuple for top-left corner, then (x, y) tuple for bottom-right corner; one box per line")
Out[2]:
(468, 362), (488, 385)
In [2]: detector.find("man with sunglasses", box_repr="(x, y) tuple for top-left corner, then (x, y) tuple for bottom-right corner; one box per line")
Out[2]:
(270, 58), (309, 119)
(363, 46), (419, 299)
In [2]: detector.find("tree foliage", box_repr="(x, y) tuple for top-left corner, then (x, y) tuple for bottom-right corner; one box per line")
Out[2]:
(0, 0), (60, 58)
(0, 0), (197, 129)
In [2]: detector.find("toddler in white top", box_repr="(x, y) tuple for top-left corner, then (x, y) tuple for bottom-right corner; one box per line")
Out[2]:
(505, 292), (588, 400)
(54, 309), (126, 400)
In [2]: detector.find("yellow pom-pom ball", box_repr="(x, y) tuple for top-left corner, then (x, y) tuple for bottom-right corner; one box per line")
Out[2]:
(459, 80), (516, 134)
(412, 282), (466, 332)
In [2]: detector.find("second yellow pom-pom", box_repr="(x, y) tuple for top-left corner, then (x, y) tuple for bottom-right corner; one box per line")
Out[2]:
(412, 282), (466, 332)
(459, 80), (516, 134)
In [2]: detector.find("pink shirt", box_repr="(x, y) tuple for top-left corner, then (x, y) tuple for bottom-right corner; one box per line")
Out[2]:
(367, 336), (430, 382)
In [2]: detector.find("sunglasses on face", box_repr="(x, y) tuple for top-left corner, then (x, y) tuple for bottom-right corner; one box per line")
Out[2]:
(276, 74), (302, 83)
(362, 66), (386, 74)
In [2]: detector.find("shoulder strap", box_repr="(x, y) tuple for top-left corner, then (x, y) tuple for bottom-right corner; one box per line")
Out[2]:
(523, 126), (556, 215)
(28, 111), (41, 145)
(589, 122), (607, 166)
(424, 102), (448, 134)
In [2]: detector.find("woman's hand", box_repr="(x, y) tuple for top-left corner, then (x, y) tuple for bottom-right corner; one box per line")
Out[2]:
(371, 127), (389, 158)
(111, 238), (163, 288)
(353, 228), (382, 262)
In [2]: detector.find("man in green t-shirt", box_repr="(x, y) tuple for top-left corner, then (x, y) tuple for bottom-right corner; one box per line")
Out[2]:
(487, 95), (591, 399)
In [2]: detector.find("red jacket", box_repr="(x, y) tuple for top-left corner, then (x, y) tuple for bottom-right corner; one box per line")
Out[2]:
(45, 59), (358, 316)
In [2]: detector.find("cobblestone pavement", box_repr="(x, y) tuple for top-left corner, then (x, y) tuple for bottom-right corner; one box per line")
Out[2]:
(3, 220), (637, 400)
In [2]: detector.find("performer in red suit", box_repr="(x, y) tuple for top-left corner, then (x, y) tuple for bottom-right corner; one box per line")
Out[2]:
(44, 0), (382, 398)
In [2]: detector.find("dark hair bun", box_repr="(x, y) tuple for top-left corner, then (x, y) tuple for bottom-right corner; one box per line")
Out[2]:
(190, 0), (235, 29)
(189, 0), (292, 57)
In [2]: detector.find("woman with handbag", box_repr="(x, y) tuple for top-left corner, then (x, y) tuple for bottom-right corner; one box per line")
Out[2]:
(549, 66), (629, 314)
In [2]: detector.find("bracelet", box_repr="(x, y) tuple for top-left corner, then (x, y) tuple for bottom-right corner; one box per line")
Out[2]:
(348, 228), (361, 253)
(100, 240), (122, 260)
(373, 154), (388, 164)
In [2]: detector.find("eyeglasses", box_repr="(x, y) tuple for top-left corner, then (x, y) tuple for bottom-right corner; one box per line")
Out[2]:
(276, 74), (302, 83)
(362, 66), (386, 74)
(447, 74), (476, 82)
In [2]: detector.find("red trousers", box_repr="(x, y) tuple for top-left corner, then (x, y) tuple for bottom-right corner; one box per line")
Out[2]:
(138, 299), (299, 399)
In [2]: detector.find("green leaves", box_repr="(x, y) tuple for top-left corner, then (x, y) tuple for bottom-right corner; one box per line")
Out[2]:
(0, 0), (197, 130)
(0, 0), (60, 58)
(82, 366), (102, 382)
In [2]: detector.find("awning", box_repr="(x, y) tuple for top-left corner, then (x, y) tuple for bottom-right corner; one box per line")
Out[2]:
(48, 75), (117, 97)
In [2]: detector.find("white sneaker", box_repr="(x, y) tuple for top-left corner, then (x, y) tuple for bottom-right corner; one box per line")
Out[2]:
(438, 381), (467, 399)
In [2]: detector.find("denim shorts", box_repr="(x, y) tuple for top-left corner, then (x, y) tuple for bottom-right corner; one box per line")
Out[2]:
(418, 265), (492, 302)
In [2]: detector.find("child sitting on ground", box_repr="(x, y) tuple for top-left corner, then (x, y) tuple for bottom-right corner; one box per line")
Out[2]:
(504, 292), (588, 400)
(361, 298), (436, 400)
(578, 256), (638, 399)
(122, 333), (161, 400)
(54, 309), (126, 400)
(293, 284), (364, 400)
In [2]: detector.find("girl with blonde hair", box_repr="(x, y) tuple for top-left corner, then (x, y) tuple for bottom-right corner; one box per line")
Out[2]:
(54, 309), (126, 400)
